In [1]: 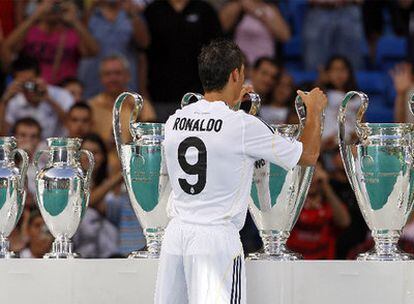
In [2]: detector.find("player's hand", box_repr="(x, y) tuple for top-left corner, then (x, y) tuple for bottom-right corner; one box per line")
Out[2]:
(238, 84), (254, 103)
(297, 87), (327, 115)
(390, 63), (412, 95)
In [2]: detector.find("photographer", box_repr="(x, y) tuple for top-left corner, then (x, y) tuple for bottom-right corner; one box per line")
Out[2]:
(3, 0), (98, 85)
(0, 56), (74, 138)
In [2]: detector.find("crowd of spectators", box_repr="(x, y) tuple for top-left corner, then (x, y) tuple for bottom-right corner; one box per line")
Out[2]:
(2, 0), (414, 259)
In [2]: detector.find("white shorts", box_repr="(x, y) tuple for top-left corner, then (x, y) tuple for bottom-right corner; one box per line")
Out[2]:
(154, 218), (246, 304)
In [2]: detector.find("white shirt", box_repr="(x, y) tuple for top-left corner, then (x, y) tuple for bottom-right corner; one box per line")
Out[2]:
(164, 100), (303, 230)
(6, 85), (74, 139)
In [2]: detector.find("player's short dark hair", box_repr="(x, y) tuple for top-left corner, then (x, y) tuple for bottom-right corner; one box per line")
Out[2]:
(68, 102), (92, 115)
(253, 56), (279, 70)
(11, 55), (40, 77)
(11, 117), (42, 137)
(198, 39), (244, 92)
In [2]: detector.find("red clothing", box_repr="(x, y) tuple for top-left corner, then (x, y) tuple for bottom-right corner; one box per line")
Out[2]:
(287, 202), (337, 259)
(0, 0), (15, 37)
(22, 26), (81, 84)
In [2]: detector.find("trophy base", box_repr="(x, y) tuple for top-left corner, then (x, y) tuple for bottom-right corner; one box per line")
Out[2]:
(357, 250), (414, 261)
(247, 251), (302, 261)
(43, 252), (79, 259)
(0, 251), (16, 259)
(43, 237), (79, 259)
(128, 250), (159, 259)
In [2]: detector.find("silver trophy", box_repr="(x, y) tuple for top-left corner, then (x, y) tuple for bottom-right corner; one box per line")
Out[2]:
(113, 92), (171, 259)
(338, 91), (414, 261)
(0, 137), (28, 258)
(35, 137), (94, 259)
(248, 94), (323, 260)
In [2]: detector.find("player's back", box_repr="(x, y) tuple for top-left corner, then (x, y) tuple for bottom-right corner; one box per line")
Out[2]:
(164, 100), (254, 229)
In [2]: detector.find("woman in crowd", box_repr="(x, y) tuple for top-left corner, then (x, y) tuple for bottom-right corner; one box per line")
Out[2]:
(259, 71), (296, 125)
(220, 0), (290, 66)
(318, 55), (359, 151)
(3, 0), (98, 85)
(287, 163), (351, 259)
(74, 134), (145, 258)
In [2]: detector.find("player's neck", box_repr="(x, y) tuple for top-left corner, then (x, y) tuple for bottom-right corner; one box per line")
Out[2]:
(204, 90), (234, 106)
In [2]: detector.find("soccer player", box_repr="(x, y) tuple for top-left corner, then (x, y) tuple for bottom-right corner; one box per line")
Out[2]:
(155, 39), (327, 304)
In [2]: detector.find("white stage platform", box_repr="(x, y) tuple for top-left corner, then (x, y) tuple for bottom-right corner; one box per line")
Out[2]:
(1, 259), (413, 304)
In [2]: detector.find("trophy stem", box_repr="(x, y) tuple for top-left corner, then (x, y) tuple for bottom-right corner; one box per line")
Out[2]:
(0, 234), (15, 258)
(248, 230), (302, 261)
(44, 235), (78, 259)
(128, 228), (164, 259)
(358, 230), (413, 261)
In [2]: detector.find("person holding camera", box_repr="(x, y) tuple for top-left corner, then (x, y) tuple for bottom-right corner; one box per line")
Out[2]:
(3, 0), (99, 85)
(0, 56), (74, 138)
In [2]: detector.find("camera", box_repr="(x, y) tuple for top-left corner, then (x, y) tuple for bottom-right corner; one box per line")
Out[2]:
(23, 81), (38, 93)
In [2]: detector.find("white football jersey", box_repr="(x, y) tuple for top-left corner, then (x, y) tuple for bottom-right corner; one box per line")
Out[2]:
(163, 99), (303, 229)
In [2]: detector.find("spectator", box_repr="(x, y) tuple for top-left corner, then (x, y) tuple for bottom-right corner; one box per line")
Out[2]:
(303, 0), (364, 71)
(60, 77), (84, 103)
(391, 62), (414, 123)
(318, 55), (359, 151)
(287, 163), (351, 259)
(79, 0), (149, 98)
(65, 102), (93, 138)
(0, 56), (74, 138)
(74, 134), (145, 257)
(259, 71), (295, 125)
(220, 0), (290, 66)
(144, 0), (222, 122)
(250, 57), (280, 104)
(11, 117), (44, 206)
(324, 148), (368, 259)
(89, 54), (156, 169)
(19, 210), (53, 258)
(3, 0), (99, 85)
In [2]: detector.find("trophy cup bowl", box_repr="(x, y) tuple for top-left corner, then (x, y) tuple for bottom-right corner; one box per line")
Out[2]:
(248, 94), (323, 261)
(338, 91), (414, 261)
(35, 137), (94, 259)
(0, 137), (28, 258)
(113, 92), (171, 259)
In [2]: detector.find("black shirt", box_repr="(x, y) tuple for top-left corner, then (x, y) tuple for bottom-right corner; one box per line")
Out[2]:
(144, 0), (222, 105)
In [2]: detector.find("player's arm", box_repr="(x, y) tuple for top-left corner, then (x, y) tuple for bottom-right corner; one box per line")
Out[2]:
(296, 88), (327, 166)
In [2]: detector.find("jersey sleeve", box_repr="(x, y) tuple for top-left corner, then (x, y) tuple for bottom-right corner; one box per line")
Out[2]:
(241, 113), (303, 170)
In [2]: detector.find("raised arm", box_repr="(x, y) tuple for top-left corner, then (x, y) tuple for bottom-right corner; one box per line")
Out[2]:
(297, 88), (327, 166)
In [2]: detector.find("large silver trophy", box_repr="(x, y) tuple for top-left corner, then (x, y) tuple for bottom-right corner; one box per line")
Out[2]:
(248, 95), (323, 260)
(113, 92), (171, 259)
(35, 137), (94, 258)
(0, 137), (28, 258)
(338, 91), (414, 261)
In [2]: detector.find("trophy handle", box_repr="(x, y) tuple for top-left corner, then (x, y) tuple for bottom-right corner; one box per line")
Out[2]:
(409, 92), (414, 117)
(10, 148), (29, 191)
(181, 92), (203, 108)
(294, 92), (325, 137)
(234, 92), (262, 116)
(79, 150), (95, 190)
(338, 91), (369, 148)
(34, 150), (49, 172)
(112, 91), (144, 157)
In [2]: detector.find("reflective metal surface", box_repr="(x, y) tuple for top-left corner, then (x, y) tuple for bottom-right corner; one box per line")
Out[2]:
(338, 91), (414, 261)
(35, 137), (94, 259)
(0, 137), (28, 258)
(113, 92), (171, 259)
(248, 94), (322, 261)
